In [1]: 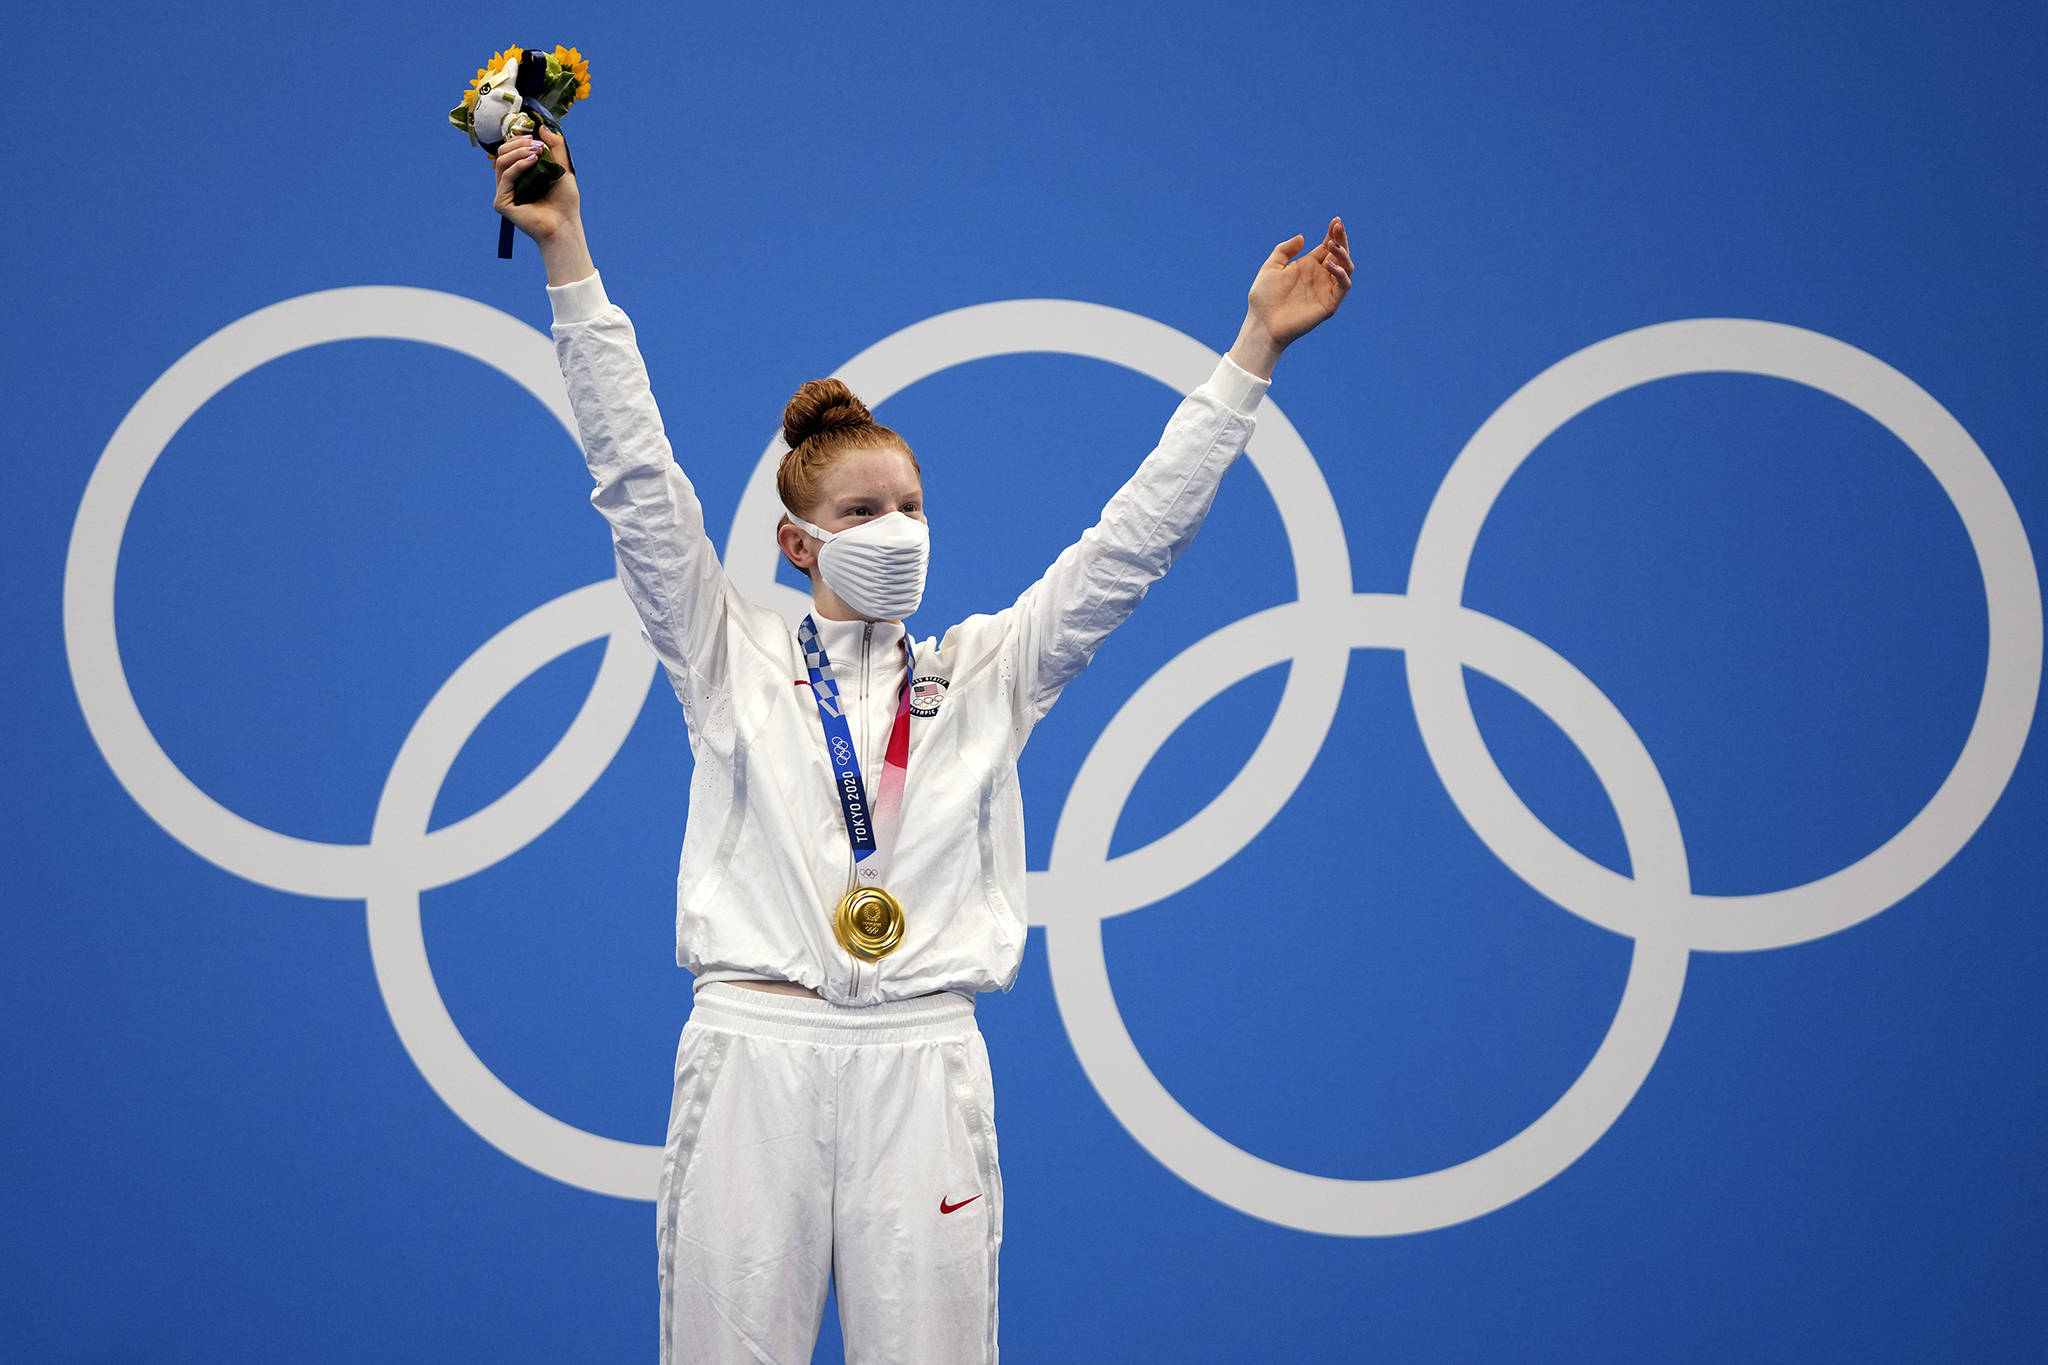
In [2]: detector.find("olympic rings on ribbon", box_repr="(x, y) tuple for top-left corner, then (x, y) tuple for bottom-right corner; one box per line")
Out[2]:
(66, 290), (2040, 1229)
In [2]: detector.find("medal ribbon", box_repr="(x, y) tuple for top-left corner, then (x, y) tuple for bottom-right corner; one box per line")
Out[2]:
(797, 616), (914, 888)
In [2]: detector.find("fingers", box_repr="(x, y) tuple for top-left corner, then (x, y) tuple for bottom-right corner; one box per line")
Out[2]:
(492, 136), (543, 201)
(494, 135), (542, 173)
(1302, 235), (1345, 283)
(1260, 220), (1353, 301)
(1265, 234), (1306, 269)
(1270, 222), (1352, 273)
(1323, 216), (1353, 287)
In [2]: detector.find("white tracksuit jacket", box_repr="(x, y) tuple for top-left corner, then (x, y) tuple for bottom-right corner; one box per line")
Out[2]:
(550, 273), (1268, 1006)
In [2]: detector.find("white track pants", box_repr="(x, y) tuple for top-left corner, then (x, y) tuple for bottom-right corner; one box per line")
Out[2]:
(658, 984), (1002, 1364)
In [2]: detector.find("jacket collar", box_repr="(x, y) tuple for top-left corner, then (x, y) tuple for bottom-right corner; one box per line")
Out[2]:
(808, 613), (906, 657)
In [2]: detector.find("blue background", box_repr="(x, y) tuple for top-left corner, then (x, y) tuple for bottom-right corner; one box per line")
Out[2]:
(5, 1), (2044, 1360)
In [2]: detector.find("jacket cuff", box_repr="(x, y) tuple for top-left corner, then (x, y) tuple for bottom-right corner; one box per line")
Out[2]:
(547, 271), (610, 326)
(1204, 353), (1270, 416)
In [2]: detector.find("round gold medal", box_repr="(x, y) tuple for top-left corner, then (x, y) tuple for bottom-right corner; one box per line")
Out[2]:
(834, 885), (906, 961)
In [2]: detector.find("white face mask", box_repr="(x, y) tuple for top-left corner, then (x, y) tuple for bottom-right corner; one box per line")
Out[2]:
(788, 510), (930, 620)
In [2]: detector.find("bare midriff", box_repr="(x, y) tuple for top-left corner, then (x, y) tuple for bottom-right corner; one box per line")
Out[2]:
(730, 979), (823, 999)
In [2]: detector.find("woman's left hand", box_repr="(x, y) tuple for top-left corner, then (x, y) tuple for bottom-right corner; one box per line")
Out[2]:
(1231, 217), (1354, 377)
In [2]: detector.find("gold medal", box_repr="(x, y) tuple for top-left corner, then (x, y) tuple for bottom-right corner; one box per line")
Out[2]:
(834, 884), (906, 961)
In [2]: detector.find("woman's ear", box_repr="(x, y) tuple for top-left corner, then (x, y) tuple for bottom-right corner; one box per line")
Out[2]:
(777, 520), (816, 577)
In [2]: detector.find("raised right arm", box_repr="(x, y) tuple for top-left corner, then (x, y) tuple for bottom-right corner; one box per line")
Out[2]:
(495, 129), (732, 694)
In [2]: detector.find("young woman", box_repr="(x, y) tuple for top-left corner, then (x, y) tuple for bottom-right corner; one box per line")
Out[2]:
(489, 126), (1353, 1364)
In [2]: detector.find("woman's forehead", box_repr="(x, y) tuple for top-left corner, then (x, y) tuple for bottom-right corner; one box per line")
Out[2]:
(820, 446), (920, 499)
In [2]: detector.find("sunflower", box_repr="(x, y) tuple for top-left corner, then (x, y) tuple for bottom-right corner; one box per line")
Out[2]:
(551, 46), (593, 104)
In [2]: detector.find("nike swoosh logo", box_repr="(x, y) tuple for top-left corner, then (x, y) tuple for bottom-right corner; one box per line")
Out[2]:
(939, 1194), (982, 1215)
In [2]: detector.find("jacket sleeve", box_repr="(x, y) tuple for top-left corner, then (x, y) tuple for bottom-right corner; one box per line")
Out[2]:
(549, 272), (734, 700)
(1009, 353), (1269, 718)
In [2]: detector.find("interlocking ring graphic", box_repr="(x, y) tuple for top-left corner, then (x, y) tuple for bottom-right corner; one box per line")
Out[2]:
(66, 288), (2041, 1233)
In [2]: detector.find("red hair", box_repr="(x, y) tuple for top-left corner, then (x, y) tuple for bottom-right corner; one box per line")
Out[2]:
(775, 378), (918, 520)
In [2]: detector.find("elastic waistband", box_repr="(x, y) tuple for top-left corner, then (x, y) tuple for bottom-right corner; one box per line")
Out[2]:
(688, 983), (975, 1046)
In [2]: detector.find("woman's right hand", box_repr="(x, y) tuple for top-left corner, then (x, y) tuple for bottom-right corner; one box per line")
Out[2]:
(488, 124), (595, 284)
(490, 124), (579, 238)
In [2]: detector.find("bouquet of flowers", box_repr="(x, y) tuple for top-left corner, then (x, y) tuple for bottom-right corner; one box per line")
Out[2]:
(449, 46), (591, 255)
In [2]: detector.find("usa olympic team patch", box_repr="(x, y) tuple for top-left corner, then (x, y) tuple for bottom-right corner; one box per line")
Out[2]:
(910, 673), (950, 718)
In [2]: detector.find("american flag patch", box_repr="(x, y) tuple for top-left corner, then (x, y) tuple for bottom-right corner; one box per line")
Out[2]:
(910, 675), (949, 718)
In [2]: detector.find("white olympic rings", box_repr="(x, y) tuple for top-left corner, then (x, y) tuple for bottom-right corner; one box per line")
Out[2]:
(65, 289), (2040, 1232)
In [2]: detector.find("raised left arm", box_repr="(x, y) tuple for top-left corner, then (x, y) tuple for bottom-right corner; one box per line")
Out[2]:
(985, 219), (1352, 723)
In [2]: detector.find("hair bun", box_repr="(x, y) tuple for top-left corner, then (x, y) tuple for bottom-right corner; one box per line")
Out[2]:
(782, 378), (873, 448)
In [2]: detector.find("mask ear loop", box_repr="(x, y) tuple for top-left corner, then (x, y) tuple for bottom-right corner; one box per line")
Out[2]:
(785, 513), (836, 544)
